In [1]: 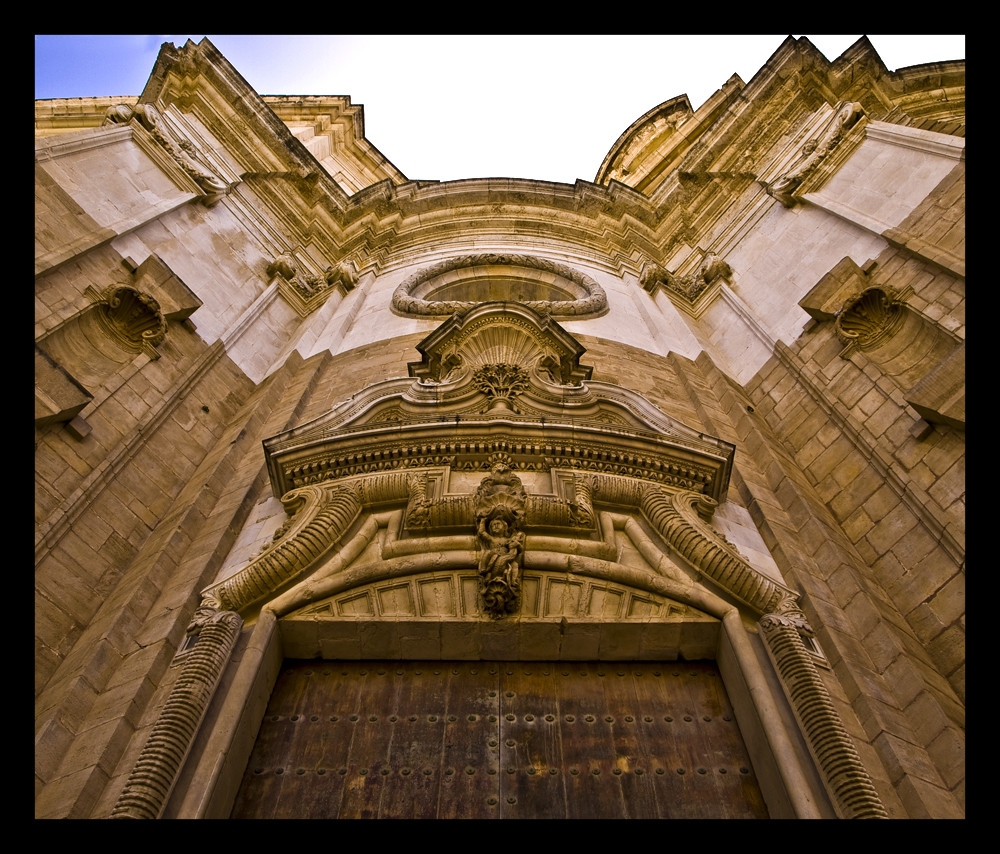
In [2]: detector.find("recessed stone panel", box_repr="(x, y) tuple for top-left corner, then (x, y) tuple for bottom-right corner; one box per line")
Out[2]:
(417, 577), (458, 616)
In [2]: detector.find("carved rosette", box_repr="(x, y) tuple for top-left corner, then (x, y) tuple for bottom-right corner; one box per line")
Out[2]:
(474, 462), (527, 618)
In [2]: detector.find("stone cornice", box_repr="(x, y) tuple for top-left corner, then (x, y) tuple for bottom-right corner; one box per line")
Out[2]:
(263, 305), (735, 501)
(140, 38), (353, 209)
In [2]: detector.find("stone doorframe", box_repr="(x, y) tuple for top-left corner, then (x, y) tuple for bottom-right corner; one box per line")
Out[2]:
(109, 305), (888, 820)
(111, 469), (888, 820)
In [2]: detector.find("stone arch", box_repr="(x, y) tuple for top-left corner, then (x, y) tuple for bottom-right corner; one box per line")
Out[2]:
(110, 305), (887, 820)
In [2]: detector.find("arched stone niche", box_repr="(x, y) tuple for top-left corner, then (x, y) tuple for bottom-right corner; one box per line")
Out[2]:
(391, 253), (608, 319)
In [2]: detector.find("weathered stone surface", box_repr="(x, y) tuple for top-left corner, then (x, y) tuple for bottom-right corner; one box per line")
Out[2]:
(35, 36), (964, 820)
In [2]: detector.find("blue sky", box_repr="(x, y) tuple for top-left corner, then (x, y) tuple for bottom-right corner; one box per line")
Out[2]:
(35, 35), (965, 185)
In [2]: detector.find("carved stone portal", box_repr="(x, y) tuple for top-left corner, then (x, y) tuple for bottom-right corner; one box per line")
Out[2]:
(474, 461), (527, 618)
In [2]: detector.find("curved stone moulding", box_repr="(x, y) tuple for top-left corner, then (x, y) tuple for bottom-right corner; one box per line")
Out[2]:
(391, 253), (609, 319)
(204, 481), (368, 614)
(637, 487), (790, 616)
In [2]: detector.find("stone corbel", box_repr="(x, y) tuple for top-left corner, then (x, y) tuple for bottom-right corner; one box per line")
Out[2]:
(34, 344), (92, 429)
(799, 256), (874, 322)
(799, 256), (915, 358)
(36, 256), (198, 433)
(124, 253), (203, 322)
(904, 341), (965, 431)
(639, 255), (732, 318)
(268, 253), (359, 317)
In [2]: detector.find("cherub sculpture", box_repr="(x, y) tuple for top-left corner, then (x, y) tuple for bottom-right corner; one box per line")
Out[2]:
(473, 460), (527, 618)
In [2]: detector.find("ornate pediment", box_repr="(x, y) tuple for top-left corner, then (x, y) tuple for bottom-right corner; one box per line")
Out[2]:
(263, 303), (735, 501)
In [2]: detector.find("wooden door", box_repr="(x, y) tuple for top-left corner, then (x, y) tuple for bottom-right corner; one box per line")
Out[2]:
(231, 660), (769, 819)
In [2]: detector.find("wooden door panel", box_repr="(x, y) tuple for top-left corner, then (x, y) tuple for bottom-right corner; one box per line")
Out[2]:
(231, 660), (768, 819)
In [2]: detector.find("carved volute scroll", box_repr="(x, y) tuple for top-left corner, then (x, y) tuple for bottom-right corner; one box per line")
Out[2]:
(103, 102), (231, 206)
(474, 461), (527, 618)
(767, 101), (866, 207)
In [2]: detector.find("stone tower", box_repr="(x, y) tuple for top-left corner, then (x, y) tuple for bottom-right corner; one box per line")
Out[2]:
(35, 36), (964, 819)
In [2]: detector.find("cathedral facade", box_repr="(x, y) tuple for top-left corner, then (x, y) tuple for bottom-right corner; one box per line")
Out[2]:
(35, 36), (964, 819)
